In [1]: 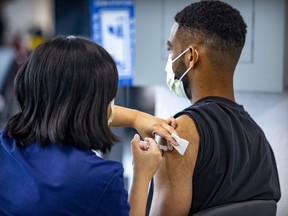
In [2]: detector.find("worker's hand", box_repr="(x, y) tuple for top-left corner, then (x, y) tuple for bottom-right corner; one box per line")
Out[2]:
(131, 134), (163, 182)
(133, 111), (178, 147)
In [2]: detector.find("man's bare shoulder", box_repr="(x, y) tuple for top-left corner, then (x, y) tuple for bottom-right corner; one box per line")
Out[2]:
(150, 114), (200, 216)
(163, 114), (199, 170)
(154, 114), (200, 183)
(175, 114), (199, 150)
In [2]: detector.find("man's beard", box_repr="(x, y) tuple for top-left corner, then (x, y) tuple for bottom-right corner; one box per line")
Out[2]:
(174, 60), (192, 100)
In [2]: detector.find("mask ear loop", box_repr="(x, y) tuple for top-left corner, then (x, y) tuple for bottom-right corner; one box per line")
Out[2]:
(178, 47), (198, 81)
(172, 47), (190, 63)
(178, 65), (192, 81)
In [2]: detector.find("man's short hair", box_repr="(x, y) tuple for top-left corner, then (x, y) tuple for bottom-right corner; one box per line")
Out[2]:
(175, 0), (247, 68)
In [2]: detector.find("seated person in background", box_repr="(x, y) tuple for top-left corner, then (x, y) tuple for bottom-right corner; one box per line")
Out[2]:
(0, 35), (175, 216)
(143, 1), (280, 215)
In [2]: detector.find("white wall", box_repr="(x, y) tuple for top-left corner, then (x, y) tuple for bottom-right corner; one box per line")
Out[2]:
(134, 0), (287, 92)
(234, 0), (286, 92)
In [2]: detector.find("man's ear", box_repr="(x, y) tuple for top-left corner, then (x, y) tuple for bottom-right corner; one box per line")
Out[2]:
(189, 46), (199, 67)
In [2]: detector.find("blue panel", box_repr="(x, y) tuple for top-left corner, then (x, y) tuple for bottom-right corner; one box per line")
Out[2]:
(90, 0), (135, 87)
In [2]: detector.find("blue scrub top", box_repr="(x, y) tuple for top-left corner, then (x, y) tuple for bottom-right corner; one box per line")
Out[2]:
(0, 130), (130, 216)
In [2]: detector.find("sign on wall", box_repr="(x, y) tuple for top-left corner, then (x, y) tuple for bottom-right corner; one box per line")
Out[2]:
(90, 0), (135, 86)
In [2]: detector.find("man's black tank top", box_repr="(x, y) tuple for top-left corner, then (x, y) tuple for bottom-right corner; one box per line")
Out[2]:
(174, 96), (281, 214)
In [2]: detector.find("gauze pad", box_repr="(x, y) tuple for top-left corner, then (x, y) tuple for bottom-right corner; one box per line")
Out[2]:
(155, 133), (189, 155)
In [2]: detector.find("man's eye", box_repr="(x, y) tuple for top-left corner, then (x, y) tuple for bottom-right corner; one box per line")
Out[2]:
(167, 47), (171, 51)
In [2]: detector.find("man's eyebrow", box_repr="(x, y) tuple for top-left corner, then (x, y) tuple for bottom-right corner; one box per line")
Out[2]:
(167, 40), (172, 47)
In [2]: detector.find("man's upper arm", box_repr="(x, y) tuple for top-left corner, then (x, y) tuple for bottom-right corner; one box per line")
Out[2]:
(149, 114), (199, 216)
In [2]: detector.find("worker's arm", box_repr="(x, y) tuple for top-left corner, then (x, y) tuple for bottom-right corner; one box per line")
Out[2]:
(112, 105), (178, 145)
(149, 115), (199, 216)
(129, 134), (163, 216)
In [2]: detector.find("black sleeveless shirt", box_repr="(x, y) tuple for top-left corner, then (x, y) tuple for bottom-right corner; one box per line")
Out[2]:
(174, 97), (281, 214)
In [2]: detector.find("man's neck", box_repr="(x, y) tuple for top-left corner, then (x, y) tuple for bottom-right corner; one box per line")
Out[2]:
(190, 76), (235, 104)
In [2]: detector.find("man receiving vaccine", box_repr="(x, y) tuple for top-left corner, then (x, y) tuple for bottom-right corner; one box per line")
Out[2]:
(147, 1), (281, 215)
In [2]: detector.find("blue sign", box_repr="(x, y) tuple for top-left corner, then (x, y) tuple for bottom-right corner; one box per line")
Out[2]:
(90, 0), (135, 86)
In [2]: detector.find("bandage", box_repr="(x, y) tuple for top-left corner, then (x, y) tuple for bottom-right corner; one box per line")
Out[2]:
(155, 134), (189, 155)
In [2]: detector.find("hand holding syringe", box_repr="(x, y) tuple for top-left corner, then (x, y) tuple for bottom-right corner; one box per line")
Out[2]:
(139, 140), (168, 151)
(139, 134), (189, 156)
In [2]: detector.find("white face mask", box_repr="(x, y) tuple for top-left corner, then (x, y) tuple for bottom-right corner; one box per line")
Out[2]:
(165, 47), (198, 99)
(107, 99), (115, 125)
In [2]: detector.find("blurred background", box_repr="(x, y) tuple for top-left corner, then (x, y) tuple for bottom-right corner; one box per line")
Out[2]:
(0, 0), (287, 215)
